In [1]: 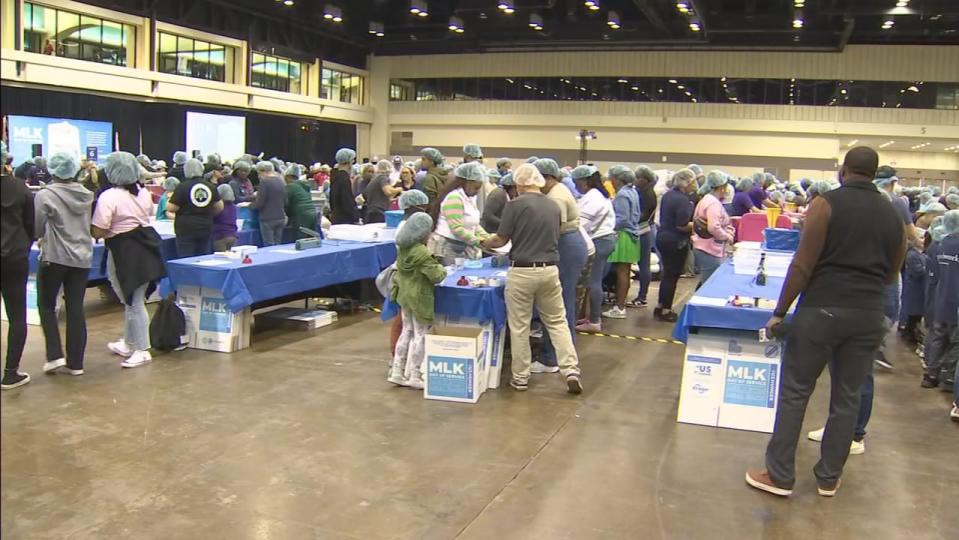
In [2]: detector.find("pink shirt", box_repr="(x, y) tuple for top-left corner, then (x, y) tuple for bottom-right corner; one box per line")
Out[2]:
(692, 193), (733, 258)
(91, 186), (154, 237)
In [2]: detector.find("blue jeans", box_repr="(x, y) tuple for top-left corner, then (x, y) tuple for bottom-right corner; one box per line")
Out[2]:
(107, 254), (150, 351)
(693, 248), (722, 288)
(260, 218), (286, 246)
(541, 231), (588, 367)
(635, 225), (655, 302)
(588, 235), (617, 324)
(854, 370), (873, 442)
(175, 235), (212, 259)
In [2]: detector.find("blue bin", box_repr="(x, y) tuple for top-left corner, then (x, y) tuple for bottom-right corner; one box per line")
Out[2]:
(763, 228), (800, 252)
(385, 210), (404, 228)
(238, 206), (259, 231)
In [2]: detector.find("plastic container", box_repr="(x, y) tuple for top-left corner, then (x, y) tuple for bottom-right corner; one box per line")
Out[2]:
(763, 228), (800, 252)
(384, 210), (404, 228)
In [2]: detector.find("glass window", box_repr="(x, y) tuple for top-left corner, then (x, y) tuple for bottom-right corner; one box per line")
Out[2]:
(23, 2), (132, 66)
(156, 31), (233, 83)
(250, 51), (301, 93)
(320, 66), (364, 104)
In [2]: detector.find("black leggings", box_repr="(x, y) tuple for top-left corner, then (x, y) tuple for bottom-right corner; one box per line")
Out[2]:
(37, 262), (89, 368)
(1, 256), (29, 373)
(656, 236), (689, 311)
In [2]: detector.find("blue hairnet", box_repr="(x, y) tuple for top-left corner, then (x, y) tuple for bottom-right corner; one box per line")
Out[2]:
(173, 151), (188, 165)
(942, 210), (959, 235)
(800, 178), (812, 190)
(206, 154), (223, 169)
(284, 164), (303, 178)
(398, 189), (429, 210)
(873, 175), (898, 189)
(785, 191), (797, 202)
(420, 147), (444, 165)
(184, 158), (204, 179)
(769, 191), (784, 203)
(570, 165), (597, 180)
(929, 216), (946, 242)
(162, 177), (180, 191)
(217, 183), (235, 202)
(104, 152), (140, 186)
(946, 194), (959, 209)
(48, 152), (80, 179)
(947, 186), (958, 196)
(526, 156), (539, 164)
(395, 212), (434, 248)
(499, 173), (516, 187)
(233, 160), (252, 173)
(532, 158), (561, 179)
(335, 148), (356, 165)
(487, 168), (501, 179)
(270, 158), (285, 174)
(751, 172), (764, 185)
(737, 177), (754, 192)
(688, 164), (704, 178)
(705, 170), (728, 190)
(255, 161), (275, 173)
(462, 144), (483, 159)
(33, 156), (47, 168)
(635, 165), (657, 185)
(807, 181), (834, 197)
(921, 202), (947, 215)
(919, 192), (932, 204)
(455, 161), (486, 183)
(931, 186), (942, 197)
(764, 173), (777, 185)
(608, 165), (636, 185)
(496, 158), (511, 169)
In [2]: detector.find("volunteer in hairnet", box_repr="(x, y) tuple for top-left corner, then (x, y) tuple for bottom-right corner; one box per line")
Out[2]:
(480, 172), (516, 233)
(481, 164), (583, 395)
(169, 151), (188, 182)
(602, 165), (642, 319)
(429, 161), (490, 265)
(691, 170), (735, 287)
(329, 148), (360, 225)
(167, 158), (223, 257)
(34, 152), (94, 377)
(534, 158), (588, 374)
(496, 158), (512, 177)
(463, 144), (483, 164)
(419, 147), (447, 206)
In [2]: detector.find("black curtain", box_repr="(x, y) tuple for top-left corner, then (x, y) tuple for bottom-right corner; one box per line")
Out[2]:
(0, 85), (356, 166)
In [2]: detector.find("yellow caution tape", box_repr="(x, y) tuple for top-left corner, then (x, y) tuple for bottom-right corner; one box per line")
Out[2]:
(576, 331), (683, 346)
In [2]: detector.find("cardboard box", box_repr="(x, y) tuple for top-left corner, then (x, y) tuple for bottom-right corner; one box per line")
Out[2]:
(676, 331), (729, 427)
(255, 308), (337, 331)
(436, 314), (505, 390)
(176, 286), (251, 352)
(424, 326), (487, 404)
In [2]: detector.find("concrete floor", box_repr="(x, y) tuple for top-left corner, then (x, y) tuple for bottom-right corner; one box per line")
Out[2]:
(2, 279), (957, 540)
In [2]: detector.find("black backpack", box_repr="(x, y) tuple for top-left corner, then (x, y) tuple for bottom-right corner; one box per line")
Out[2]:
(150, 294), (187, 352)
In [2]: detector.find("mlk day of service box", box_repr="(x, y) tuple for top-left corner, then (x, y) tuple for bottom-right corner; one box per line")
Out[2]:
(435, 314), (506, 390)
(176, 286), (251, 352)
(424, 326), (488, 404)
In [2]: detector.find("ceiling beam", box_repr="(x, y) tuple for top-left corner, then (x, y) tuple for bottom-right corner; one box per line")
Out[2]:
(630, 0), (670, 36)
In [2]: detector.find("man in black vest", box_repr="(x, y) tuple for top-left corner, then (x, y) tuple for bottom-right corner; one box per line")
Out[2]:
(746, 146), (906, 498)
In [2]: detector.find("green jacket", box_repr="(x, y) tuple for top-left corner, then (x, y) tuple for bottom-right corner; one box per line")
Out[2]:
(285, 181), (317, 231)
(421, 167), (447, 206)
(390, 243), (446, 323)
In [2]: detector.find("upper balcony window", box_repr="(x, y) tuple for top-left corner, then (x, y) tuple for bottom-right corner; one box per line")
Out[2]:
(157, 31), (235, 83)
(321, 67), (364, 105)
(23, 2), (135, 67)
(251, 52), (302, 94)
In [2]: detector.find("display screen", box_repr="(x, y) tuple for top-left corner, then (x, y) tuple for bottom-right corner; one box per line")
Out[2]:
(185, 111), (246, 160)
(7, 115), (113, 166)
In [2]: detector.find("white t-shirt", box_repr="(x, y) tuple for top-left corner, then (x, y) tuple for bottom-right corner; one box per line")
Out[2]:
(577, 188), (616, 239)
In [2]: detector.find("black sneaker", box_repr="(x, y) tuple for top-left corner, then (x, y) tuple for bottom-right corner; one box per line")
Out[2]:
(874, 352), (893, 370)
(1, 371), (31, 390)
(566, 374), (583, 395)
(510, 379), (528, 392)
(920, 375), (939, 389)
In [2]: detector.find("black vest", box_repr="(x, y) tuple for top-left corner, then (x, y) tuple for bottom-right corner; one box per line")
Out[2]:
(800, 181), (904, 311)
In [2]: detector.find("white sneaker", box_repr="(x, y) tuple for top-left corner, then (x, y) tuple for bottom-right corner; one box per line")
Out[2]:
(108, 340), (133, 357)
(43, 358), (67, 373)
(64, 368), (84, 376)
(951, 404), (959, 422)
(602, 306), (627, 319)
(808, 427), (865, 455)
(406, 376), (424, 390)
(121, 350), (152, 369)
(530, 361), (560, 374)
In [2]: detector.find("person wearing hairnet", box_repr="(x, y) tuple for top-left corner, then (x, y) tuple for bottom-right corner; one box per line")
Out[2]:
(167, 158), (223, 257)
(419, 147), (446, 206)
(481, 164), (582, 394)
(35, 153), (95, 377)
(14, 157), (37, 183)
(916, 202), (947, 232)
(387, 212), (447, 389)
(91, 152), (165, 369)
(474, 166), (499, 215)
(652, 168), (696, 323)
(385, 189), (434, 357)
(691, 170), (735, 287)
(364, 160), (404, 224)
(945, 193), (959, 211)
(169, 151), (188, 182)
(731, 176), (759, 217)
(571, 165), (616, 332)
(155, 177), (179, 221)
(630, 165), (659, 308)
(284, 164), (318, 238)
(496, 157), (512, 177)
(429, 162), (490, 265)
(874, 168), (915, 242)
(533, 158), (588, 374)
(27, 156), (52, 186)
(805, 181), (835, 204)
(463, 144), (483, 164)
(1, 141), (35, 389)
(212, 183), (238, 252)
(228, 160), (255, 203)
(601, 166), (641, 319)
(329, 148), (360, 225)
(480, 172), (517, 233)
(922, 210), (959, 393)
(251, 161), (288, 245)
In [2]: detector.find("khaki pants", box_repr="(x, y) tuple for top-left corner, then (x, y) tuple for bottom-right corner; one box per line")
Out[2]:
(506, 266), (581, 384)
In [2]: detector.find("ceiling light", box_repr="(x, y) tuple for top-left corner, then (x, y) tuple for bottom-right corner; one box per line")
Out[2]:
(677, 85), (685, 89)
(368, 21), (384, 36)
(792, 9), (804, 28)
(585, 0), (597, 6)
(323, 4), (342, 22)
(409, 0), (428, 16)
(882, 19), (894, 29)
(631, 86), (639, 91)
(896, 0), (909, 6)
(668, 79), (678, 84)
(617, 79), (628, 83)
(684, 91), (691, 96)
(529, 13), (544, 30)
(496, 1), (514, 13)
(879, 141), (895, 148)
(282, 0), (294, 5)
(794, 0), (804, 6)
(907, 85), (920, 92)
(841, 89), (847, 94)
(846, 139), (859, 148)
(689, 18), (701, 32)
(676, 2), (689, 14)
(607, 10), (621, 28)
(448, 16), (464, 32)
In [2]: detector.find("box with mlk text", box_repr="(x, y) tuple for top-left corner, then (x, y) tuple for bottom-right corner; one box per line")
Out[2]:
(176, 286), (251, 352)
(424, 326), (487, 404)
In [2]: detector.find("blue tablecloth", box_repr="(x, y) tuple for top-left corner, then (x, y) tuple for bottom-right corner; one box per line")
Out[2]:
(166, 241), (397, 312)
(672, 261), (787, 342)
(382, 258), (508, 331)
(28, 233), (179, 281)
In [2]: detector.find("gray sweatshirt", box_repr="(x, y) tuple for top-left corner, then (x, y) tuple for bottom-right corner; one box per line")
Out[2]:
(250, 173), (287, 222)
(34, 181), (95, 268)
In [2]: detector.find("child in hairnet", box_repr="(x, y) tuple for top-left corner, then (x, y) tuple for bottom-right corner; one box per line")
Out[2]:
(388, 212), (447, 389)
(155, 177), (179, 221)
(899, 233), (927, 348)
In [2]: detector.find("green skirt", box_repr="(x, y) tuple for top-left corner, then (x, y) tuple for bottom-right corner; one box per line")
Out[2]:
(607, 230), (640, 264)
